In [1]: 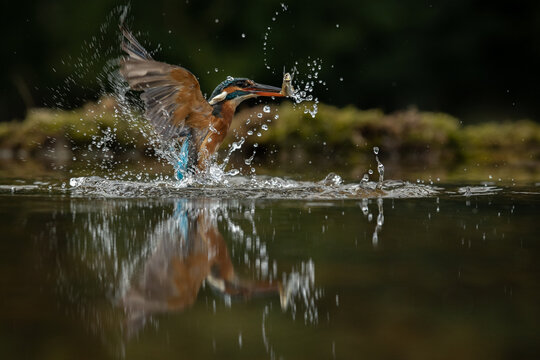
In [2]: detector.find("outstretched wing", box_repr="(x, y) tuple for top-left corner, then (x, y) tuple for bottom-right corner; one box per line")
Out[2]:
(119, 26), (213, 141)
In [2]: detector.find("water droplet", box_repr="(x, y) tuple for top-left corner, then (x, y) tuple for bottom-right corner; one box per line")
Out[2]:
(226, 75), (234, 81)
(257, 113), (263, 118)
(368, 169), (373, 175)
(263, 105), (271, 113)
(373, 146), (379, 155)
(245, 151), (256, 165)
(336, 24), (340, 28)
(214, 68), (219, 72)
(377, 163), (384, 176)
(261, 124), (268, 130)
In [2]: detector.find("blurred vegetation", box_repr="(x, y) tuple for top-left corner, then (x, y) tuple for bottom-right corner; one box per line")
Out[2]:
(1, 98), (538, 179)
(0, 98), (148, 160)
(2, 0), (540, 124)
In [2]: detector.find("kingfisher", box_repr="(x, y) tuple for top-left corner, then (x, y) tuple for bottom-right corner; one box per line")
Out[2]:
(119, 26), (288, 180)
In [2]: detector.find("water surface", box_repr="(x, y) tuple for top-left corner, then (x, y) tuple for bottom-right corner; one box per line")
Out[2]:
(1, 176), (539, 359)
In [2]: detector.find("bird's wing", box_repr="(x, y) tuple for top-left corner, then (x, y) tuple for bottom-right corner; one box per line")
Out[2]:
(119, 26), (213, 141)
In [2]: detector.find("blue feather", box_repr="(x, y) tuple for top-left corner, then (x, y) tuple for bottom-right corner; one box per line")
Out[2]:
(175, 134), (191, 180)
(173, 200), (188, 241)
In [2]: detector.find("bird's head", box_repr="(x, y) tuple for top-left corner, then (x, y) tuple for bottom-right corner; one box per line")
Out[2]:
(208, 77), (284, 107)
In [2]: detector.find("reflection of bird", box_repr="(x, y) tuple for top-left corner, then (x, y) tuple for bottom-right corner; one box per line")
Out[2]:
(119, 26), (286, 179)
(122, 200), (282, 336)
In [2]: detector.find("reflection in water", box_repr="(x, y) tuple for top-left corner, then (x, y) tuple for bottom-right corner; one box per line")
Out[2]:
(4, 186), (538, 359)
(46, 197), (320, 357)
(372, 198), (384, 247)
(360, 197), (385, 247)
(122, 200), (287, 336)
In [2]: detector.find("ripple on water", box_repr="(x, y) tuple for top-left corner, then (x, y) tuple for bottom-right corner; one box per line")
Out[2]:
(455, 185), (503, 197)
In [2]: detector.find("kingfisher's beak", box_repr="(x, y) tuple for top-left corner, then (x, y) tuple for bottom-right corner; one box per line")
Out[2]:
(247, 83), (284, 97)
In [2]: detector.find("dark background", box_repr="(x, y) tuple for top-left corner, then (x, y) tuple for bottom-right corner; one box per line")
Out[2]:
(2, 0), (539, 123)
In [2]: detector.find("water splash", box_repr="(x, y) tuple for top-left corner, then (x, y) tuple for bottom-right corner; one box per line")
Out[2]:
(374, 146), (385, 189)
(40, 7), (435, 202)
(66, 174), (440, 200)
(283, 59), (322, 118)
(261, 4), (321, 118)
(45, 5), (330, 183)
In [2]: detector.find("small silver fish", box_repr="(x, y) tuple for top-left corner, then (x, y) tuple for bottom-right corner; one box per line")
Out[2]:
(281, 72), (295, 97)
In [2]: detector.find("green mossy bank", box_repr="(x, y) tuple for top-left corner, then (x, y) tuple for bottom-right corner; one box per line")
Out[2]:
(1, 98), (539, 173)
